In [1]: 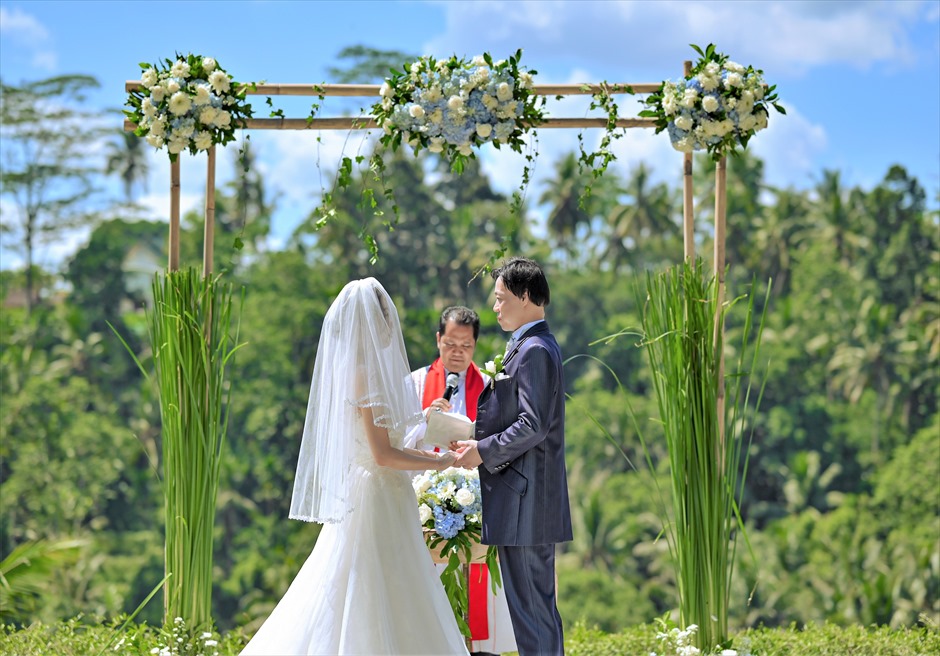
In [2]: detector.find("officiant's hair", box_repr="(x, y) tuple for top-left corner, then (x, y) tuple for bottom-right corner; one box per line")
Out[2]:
(438, 306), (480, 341)
(492, 256), (550, 307)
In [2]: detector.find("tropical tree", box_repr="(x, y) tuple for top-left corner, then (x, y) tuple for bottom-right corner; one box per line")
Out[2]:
(0, 75), (106, 314)
(105, 129), (149, 204)
(602, 163), (678, 271)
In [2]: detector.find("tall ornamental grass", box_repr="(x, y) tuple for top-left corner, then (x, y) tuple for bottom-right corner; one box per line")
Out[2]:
(145, 268), (242, 631)
(637, 260), (767, 650)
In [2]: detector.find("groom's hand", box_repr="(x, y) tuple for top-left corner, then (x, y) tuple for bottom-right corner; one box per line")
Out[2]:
(453, 440), (482, 468)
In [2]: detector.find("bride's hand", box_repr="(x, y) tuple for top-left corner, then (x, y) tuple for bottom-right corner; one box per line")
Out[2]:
(435, 451), (456, 470)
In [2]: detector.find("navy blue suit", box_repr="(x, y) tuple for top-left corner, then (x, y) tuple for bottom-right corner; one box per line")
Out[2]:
(475, 321), (572, 655)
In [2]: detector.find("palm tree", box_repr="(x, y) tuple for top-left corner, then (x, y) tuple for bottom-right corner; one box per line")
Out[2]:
(538, 152), (594, 265)
(105, 130), (149, 203)
(602, 163), (677, 270)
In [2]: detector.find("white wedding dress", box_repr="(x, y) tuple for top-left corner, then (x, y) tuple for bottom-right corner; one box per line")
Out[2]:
(241, 434), (469, 656)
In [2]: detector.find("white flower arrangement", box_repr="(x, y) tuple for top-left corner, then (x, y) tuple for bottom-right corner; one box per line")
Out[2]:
(125, 53), (254, 162)
(371, 49), (545, 173)
(640, 44), (785, 161)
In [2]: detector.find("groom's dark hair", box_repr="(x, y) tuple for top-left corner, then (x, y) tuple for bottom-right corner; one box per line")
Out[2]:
(492, 257), (551, 307)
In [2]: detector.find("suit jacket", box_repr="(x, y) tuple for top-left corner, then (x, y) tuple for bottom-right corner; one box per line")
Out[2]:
(475, 321), (573, 546)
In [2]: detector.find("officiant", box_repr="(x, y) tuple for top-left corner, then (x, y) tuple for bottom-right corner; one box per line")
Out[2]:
(410, 305), (518, 656)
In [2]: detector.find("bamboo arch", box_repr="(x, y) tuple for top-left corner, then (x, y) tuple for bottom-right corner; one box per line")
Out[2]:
(123, 57), (728, 442)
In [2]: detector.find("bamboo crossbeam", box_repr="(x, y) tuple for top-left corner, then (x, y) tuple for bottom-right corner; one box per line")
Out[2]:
(125, 81), (662, 96)
(124, 117), (656, 132)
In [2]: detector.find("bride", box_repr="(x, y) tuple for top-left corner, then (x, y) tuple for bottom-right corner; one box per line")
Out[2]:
(241, 278), (469, 655)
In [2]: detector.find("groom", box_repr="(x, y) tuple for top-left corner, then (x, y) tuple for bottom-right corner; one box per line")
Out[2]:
(455, 256), (572, 656)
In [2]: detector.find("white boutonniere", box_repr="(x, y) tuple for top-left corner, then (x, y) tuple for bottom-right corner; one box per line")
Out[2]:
(481, 353), (509, 389)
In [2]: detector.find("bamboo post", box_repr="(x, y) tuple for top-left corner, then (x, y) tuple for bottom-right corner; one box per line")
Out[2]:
(169, 158), (181, 271)
(682, 60), (694, 262)
(714, 156), (727, 456)
(203, 147), (217, 278)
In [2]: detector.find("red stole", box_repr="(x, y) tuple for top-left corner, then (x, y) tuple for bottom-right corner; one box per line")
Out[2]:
(420, 359), (483, 421)
(420, 358), (489, 640)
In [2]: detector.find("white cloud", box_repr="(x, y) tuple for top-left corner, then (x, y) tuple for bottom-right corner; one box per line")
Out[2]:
(425, 0), (929, 76)
(750, 102), (828, 191)
(0, 6), (57, 71)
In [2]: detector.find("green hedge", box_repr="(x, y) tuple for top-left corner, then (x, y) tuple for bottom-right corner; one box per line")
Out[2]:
(3, 618), (937, 656)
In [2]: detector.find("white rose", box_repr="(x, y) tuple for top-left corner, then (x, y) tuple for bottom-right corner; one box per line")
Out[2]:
(199, 106), (218, 125)
(194, 131), (213, 150)
(674, 115), (693, 131)
(725, 72), (743, 88)
(428, 138), (444, 153)
(202, 57), (217, 73)
(141, 97), (157, 118)
(702, 95), (719, 113)
(753, 83), (765, 100)
(447, 95), (463, 110)
(755, 110), (768, 131)
(167, 138), (187, 154)
(408, 104), (425, 119)
(418, 503), (433, 524)
(149, 117), (166, 137)
(458, 143), (473, 156)
(725, 61), (745, 74)
(214, 110), (232, 127)
(698, 74), (719, 92)
(496, 82), (513, 102)
(170, 59), (190, 79)
(662, 93), (678, 116)
(455, 487), (475, 507)
(145, 134), (165, 149)
(411, 61), (422, 74)
(472, 55), (487, 67)
(519, 72), (533, 89)
(705, 62), (720, 76)
(429, 108), (443, 124)
(484, 360), (496, 373)
(413, 473), (432, 494)
(681, 88), (698, 109)
(425, 86), (442, 102)
(738, 113), (757, 132)
(193, 84), (211, 106)
(673, 136), (695, 153)
(141, 68), (158, 89)
(379, 82), (392, 98)
(208, 70), (230, 94)
(482, 94), (498, 111)
(166, 79), (181, 94)
(476, 123), (493, 138)
(168, 91), (192, 116)
(150, 85), (166, 103)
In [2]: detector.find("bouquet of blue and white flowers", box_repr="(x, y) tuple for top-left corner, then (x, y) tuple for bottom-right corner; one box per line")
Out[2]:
(125, 53), (254, 161)
(413, 466), (500, 637)
(641, 44), (785, 161)
(372, 50), (545, 172)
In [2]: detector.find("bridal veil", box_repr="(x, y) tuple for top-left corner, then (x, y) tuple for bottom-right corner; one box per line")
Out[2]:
(289, 277), (423, 524)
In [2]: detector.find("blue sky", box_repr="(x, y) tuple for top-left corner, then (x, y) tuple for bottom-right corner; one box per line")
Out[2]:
(1, 0), (938, 270)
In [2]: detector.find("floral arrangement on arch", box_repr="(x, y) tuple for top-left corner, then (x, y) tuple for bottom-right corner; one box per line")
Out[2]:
(371, 49), (545, 173)
(640, 43), (785, 161)
(125, 53), (254, 161)
(413, 466), (500, 637)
